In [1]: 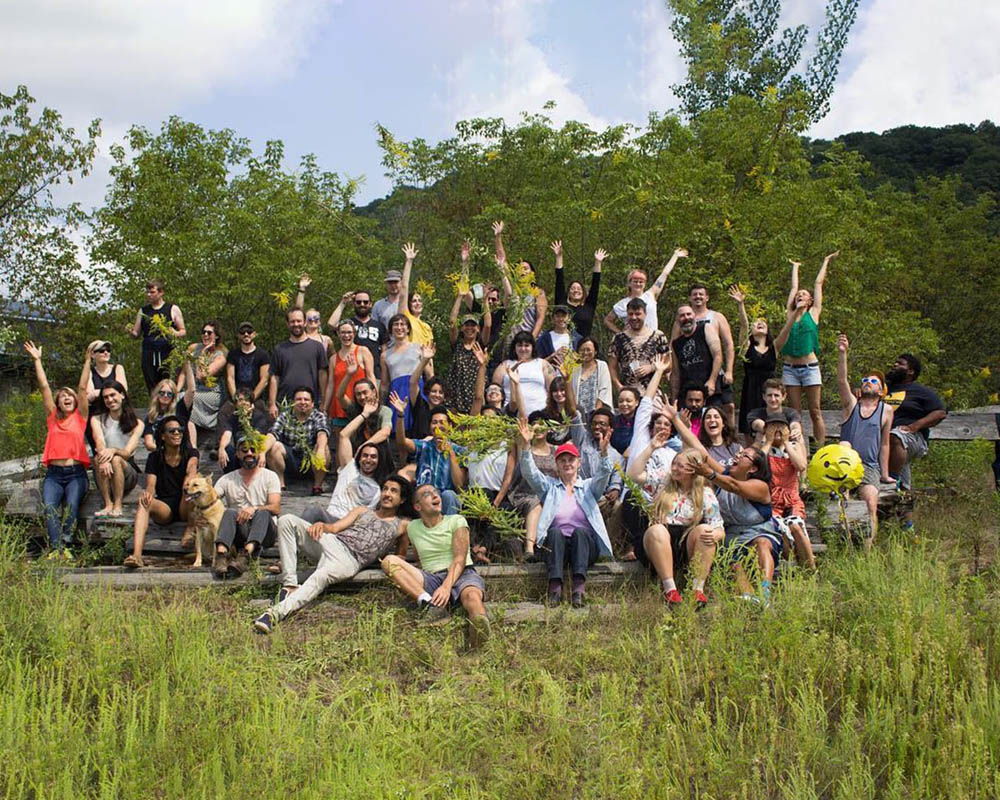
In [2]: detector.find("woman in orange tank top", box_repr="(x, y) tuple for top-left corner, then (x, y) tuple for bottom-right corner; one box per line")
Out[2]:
(325, 320), (375, 431)
(26, 340), (94, 558)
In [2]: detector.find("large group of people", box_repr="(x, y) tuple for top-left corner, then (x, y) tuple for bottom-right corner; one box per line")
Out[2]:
(29, 222), (948, 638)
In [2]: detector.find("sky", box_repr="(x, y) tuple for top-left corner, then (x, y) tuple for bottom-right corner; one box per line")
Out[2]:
(4, 0), (1000, 209)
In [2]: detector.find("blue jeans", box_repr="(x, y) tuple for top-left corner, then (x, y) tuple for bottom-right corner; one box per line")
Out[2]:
(41, 464), (89, 548)
(440, 489), (460, 516)
(544, 527), (599, 581)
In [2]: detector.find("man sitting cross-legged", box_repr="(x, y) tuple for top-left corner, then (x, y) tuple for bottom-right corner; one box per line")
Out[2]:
(515, 416), (615, 608)
(254, 475), (412, 634)
(836, 334), (895, 545)
(211, 435), (282, 577)
(380, 484), (490, 646)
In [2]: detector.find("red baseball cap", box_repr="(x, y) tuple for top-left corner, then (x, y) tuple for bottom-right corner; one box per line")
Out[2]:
(554, 442), (580, 459)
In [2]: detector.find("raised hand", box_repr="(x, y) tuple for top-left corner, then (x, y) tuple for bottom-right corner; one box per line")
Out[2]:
(824, 250), (840, 263)
(652, 428), (671, 449)
(298, 273), (312, 291)
(505, 363), (521, 384)
(652, 353), (670, 373)
(837, 333), (849, 353)
(461, 240), (471, 262)
(23, 340), (42, 360)
(402, 242), (418, 261)
(788, 259), (802, 268)
(594, 248), (608, 263)
(345, 352), (359, 375)
(516, 417), (532, 448)
(679, 407), (692, 427)
(420, 342), (436, 361)
(471, 341), (487, 367)
(673, 248), (688, 259)
(727, 285), (746, 304)
(362, 397), (379, 418)
(341, 290), (355, 306)
(388, 391), (407, 415)
(550, 240), (562, 257)
(492, 220), (504, 236)
(595, 426), (611, 455)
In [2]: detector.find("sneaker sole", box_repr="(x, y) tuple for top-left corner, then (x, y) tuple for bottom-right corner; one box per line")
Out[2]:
(253, 620), (272, 635)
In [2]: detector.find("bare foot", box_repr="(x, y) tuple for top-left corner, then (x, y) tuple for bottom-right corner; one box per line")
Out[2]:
(110, 505), (124, 517)
(94, 506), (114, 517)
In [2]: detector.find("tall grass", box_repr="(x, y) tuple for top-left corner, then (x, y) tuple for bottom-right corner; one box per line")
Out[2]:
(2, 507), (1000, 798)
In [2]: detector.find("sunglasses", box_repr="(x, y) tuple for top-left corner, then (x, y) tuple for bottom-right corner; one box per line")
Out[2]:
(239, 328), (254, 334)
(353, 299), (371, 305)
(201, 329), (215, 336)
(164, 427), (183, 434)
(306, 315), (321, 322)
(95, 346), (111, 353)
(158, 390), (175, 398)
(861, 376), (882, 385)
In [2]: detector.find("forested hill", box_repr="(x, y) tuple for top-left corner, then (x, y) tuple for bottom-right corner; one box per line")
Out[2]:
(809, 122), (1000, 201)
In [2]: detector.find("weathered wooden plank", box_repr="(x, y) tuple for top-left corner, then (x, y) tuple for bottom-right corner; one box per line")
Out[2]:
(801, 410), (999, 441)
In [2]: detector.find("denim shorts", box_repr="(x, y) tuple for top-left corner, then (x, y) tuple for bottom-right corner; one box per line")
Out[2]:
(782, 362), (821, 387)
(421, 565), (485, 606)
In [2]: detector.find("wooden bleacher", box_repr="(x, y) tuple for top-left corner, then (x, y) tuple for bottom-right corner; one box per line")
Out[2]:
(3, 408), (996, 591)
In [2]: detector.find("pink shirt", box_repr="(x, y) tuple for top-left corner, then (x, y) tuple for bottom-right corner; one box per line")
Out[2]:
(551, 487), (591, 537)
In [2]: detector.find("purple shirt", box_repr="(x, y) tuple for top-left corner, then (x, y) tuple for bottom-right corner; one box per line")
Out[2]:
(551, 487), (591, 537)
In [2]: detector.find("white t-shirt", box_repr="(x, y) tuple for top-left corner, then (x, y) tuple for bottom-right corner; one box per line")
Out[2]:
(326, 459), (380, 520)
(467, 447), (508, 492)
(214, 468), (282, 515)
(612, 289), (658, 332)
(549, 331), (571, 354)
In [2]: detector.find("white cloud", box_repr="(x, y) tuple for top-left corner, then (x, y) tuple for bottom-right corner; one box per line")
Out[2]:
(814, 0), (1000, 137)
(1, 0), (335, 118)
(442, 0), (610, 130)
(633, 0), (685, 113)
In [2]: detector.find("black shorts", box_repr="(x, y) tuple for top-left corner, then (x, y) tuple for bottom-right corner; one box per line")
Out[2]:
(159, 495), (184, 523)
(634, 522), (690, 571)
(709, 378), (734, 407)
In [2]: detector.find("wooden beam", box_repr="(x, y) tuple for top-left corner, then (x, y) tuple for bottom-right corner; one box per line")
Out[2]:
(800, 410), (999, 441)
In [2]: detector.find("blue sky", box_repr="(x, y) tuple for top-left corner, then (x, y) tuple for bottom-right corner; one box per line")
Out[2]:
(4, 0), (1000, 208)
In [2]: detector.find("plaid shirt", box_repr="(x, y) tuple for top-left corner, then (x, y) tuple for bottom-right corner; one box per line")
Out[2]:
(270, 408), (330, 451)
(413, 438), (466, 492)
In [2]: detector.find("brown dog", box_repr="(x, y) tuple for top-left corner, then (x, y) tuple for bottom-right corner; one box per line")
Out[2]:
(183, 474), (225, 568)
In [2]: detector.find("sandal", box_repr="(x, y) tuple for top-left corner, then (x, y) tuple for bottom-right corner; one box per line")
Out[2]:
(123, 554), (144, 569)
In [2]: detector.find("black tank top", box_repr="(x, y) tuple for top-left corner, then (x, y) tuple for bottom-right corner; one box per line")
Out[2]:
(89, 364), (119, 417)
(672, 326), (712, 386)
(140, 303), (176, 344)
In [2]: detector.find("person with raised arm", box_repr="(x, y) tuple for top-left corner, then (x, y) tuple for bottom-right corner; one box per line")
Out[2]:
(836, 334), (895, 545)
(728, 286), (776, 443)
(176, 320), (227, 446)
(389, 392), (465, 515)
(327, 288), (388, 366)
(294, 274), (334, 355)
(326, 320), (375, 443)
(126, 415), (198, 569)
(885, 353), (946, 501)
(299, 396), (394, 526)
(608, 298), (670, 393)
(129, 278), (186, 391)
(26, 341), (93, 558)
(604, 247), (688, 335)
(493, 220), (547, 339)
(551, 240), (605, 338)
(408, 341), (446, 439)
(447, 244), (492, 414)
(397, 242), (435, 347)
(775, 252), (837, 445)
(256, 476), (412, 635)
(515, 413), (614, 608)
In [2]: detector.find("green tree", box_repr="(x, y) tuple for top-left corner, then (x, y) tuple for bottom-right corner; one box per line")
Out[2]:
(90, 117), (381, 393)
(0, 84), (100, 327)
(667, 0), (859, 122)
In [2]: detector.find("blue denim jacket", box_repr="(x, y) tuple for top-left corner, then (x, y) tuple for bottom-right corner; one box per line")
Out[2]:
(519, 448), (613, 556)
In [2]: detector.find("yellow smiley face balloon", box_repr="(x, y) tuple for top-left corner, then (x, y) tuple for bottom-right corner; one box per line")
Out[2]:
(808, 443), (864, 493)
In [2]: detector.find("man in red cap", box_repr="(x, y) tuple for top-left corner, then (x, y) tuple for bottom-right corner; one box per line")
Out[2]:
(515, 419), (614, 607)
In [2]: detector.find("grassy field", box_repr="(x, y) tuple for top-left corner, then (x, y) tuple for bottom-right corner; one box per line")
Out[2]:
(2, 447), (1000, 798)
